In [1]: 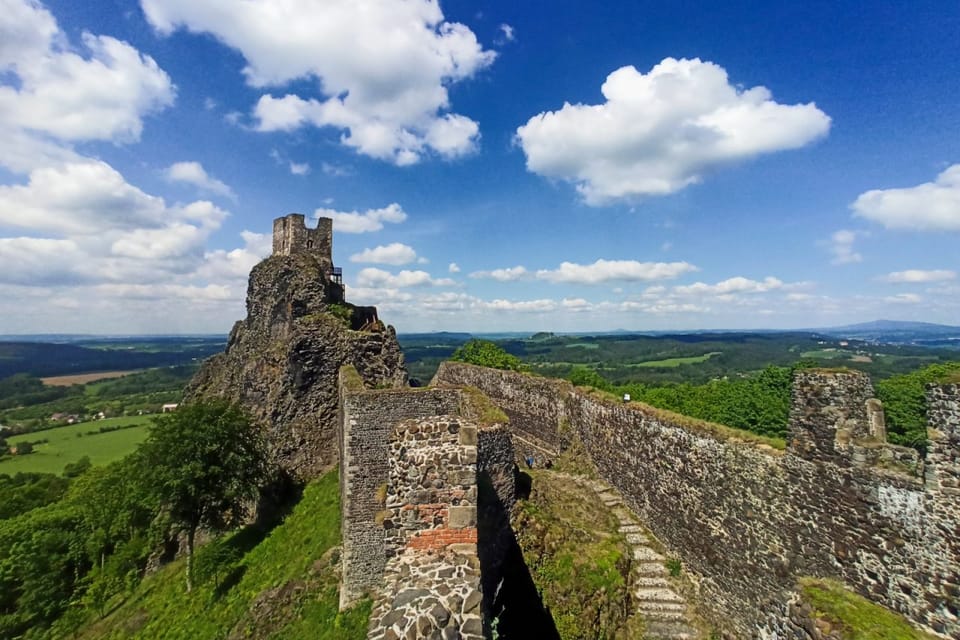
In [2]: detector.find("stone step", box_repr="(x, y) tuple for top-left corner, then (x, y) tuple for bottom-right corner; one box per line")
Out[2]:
(636, 601), (687, 615)
(632, 546), (664, 562)
(633, 588), (684, 603)
(618, 524), (643, 534)
(625, 532), (647, 545)
(635, 561), (668, 576)
(642, 621), (700, 640)
(637, 609), (689, 623)
(633, 576), (672, 588)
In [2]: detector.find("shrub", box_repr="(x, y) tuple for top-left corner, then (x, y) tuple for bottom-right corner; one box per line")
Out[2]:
(450, 340), (524, 372)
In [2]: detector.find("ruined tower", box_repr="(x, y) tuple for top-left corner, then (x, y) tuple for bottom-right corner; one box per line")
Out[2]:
(272, 213), (333, 264)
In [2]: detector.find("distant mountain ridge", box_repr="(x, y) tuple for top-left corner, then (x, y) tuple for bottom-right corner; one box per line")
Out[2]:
(822, 320), (960, 333)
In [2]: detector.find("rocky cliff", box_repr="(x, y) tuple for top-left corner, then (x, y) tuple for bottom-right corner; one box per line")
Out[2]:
(186, 240), (407, 480)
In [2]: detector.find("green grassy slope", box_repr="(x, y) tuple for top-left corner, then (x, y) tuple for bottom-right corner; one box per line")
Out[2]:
(80, 470), (369, 640)
(799, 578), (939, 640)
(1, 416), (151, 474)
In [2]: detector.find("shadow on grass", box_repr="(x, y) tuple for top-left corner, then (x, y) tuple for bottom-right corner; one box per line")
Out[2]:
(478, 466), (559, 640)
(212, 565), (247, 601)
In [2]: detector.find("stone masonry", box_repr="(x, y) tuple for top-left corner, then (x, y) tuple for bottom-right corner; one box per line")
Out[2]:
(433, 362), (960, 638)
(338, 366), (515, 639)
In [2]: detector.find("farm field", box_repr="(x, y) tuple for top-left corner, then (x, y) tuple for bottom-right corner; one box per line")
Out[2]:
(1, 415), (152, 474)
(40, 370), (142, 386)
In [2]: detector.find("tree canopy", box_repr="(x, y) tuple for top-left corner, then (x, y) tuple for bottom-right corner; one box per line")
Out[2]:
(450, 339), (525, 372)
(139, 399), (268, 591)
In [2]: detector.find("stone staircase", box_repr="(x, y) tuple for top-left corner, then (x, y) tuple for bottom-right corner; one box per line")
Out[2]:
(572, 475), (702, 640)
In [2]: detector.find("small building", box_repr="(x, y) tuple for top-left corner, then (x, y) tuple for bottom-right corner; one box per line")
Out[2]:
(162, 403), (179, 413)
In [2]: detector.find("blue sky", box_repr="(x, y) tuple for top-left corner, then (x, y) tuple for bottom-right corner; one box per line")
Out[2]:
(0, 0), (957, 334)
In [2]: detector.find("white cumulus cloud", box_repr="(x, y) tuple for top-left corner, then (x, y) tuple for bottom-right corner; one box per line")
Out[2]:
(515, 57), (830, 205)
(826, 229), (863, 265)
(315, 203), (407, 234)
(165, 161), (235, 199)
(0, 0), (175, 172)
(536, 259), (698, 284)
(882, 269), (956, 283)
(141, 0), (495, 165)
(852, 165), (960, 231)
(349, 243), (419, 266)
(673, 276), (785, 296)
(355, 267), (454, 289)
(470, 266), (528, 281)
(448, 262), (461, 273)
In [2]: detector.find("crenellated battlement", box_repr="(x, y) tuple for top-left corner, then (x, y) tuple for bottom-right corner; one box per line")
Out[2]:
(272, 213), (333, 263)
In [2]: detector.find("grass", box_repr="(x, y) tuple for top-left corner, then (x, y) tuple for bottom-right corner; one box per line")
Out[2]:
(798, 578), (939, 640)
(460, 386), (509, 426)
(80, 469), (369, 640)
(1, 416), (152, 474)
(40, 370), (143, 386)
(627, 352), (722, 368)
(513, 470), (642, 639)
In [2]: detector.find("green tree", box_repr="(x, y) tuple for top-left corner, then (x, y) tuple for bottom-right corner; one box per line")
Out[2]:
(451, 339), (525, 371)
(139, 400), (268, 592)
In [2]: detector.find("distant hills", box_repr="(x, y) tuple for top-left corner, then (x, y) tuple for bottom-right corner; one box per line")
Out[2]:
(817, 320), (960, 346)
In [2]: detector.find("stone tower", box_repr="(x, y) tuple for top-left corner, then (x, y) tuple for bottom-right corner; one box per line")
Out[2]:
(272, 213), (333, 264)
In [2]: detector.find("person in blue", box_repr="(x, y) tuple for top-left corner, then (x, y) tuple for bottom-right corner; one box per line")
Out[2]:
(525, 453), (534, 468)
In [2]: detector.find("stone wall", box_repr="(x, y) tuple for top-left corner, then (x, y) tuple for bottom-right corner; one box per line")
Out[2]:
(272, 213), (332, 262)
(338, 369), (461, 608)
(338, 366), (516, 639)
(433, 362), (960, 638)
(384, 417), (480, 555)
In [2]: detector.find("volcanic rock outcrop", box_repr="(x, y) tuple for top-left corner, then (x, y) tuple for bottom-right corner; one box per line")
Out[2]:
(186, 214), (407, 479)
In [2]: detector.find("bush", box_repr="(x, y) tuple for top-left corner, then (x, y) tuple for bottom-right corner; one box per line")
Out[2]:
(451, 340), (525, 372)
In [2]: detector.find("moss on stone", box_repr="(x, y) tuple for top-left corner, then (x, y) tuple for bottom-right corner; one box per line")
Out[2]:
(798, 577), (940, 640)
(459, 386), (509, 427)
(339, 365), (366, 392)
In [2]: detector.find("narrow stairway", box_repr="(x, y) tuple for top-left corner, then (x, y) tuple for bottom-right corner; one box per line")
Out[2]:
(567, 474), (702, 640)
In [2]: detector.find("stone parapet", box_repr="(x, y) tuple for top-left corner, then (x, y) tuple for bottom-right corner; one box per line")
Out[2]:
(434, 361), (959, 638)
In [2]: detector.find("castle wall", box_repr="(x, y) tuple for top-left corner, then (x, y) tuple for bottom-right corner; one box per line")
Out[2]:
(433, 362), (960, 638)
(338, 367), (515, 639)
(338, 369), (461, 608)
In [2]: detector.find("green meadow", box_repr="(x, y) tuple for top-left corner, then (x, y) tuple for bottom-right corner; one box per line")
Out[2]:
(1, 415), (152, 475)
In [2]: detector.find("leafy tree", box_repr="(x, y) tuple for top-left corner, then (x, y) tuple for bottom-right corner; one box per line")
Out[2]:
(451, 339), (525, 372)
(876, 361), (960, 452)
(139, 400), (268, 592)
(0, 472), (70, 520)
(567, 366), (611, 391)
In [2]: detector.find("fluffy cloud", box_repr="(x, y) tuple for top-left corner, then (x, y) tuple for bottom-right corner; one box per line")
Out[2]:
(852, 165), (960, 231)
(516, 57), (830, 204)
(448, 263), (461, 273)
(484, 298), (556, 313)
(0, 160), (225, 235)
(826, 229), (863, 265)
(536, 259), (698, 284)
(141, 0), (494, 165)
(0, 0), (174, 172)
(881, 269), (956, 283)
(165, 161), (235, 199)
(355, 268), (455, 289)
(349, 243), (419, 266)
(673, 276), (785, 296)
(316, 203), (407, 233)
(198, 231), (271, 281)
(470, 266), (528, 281)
